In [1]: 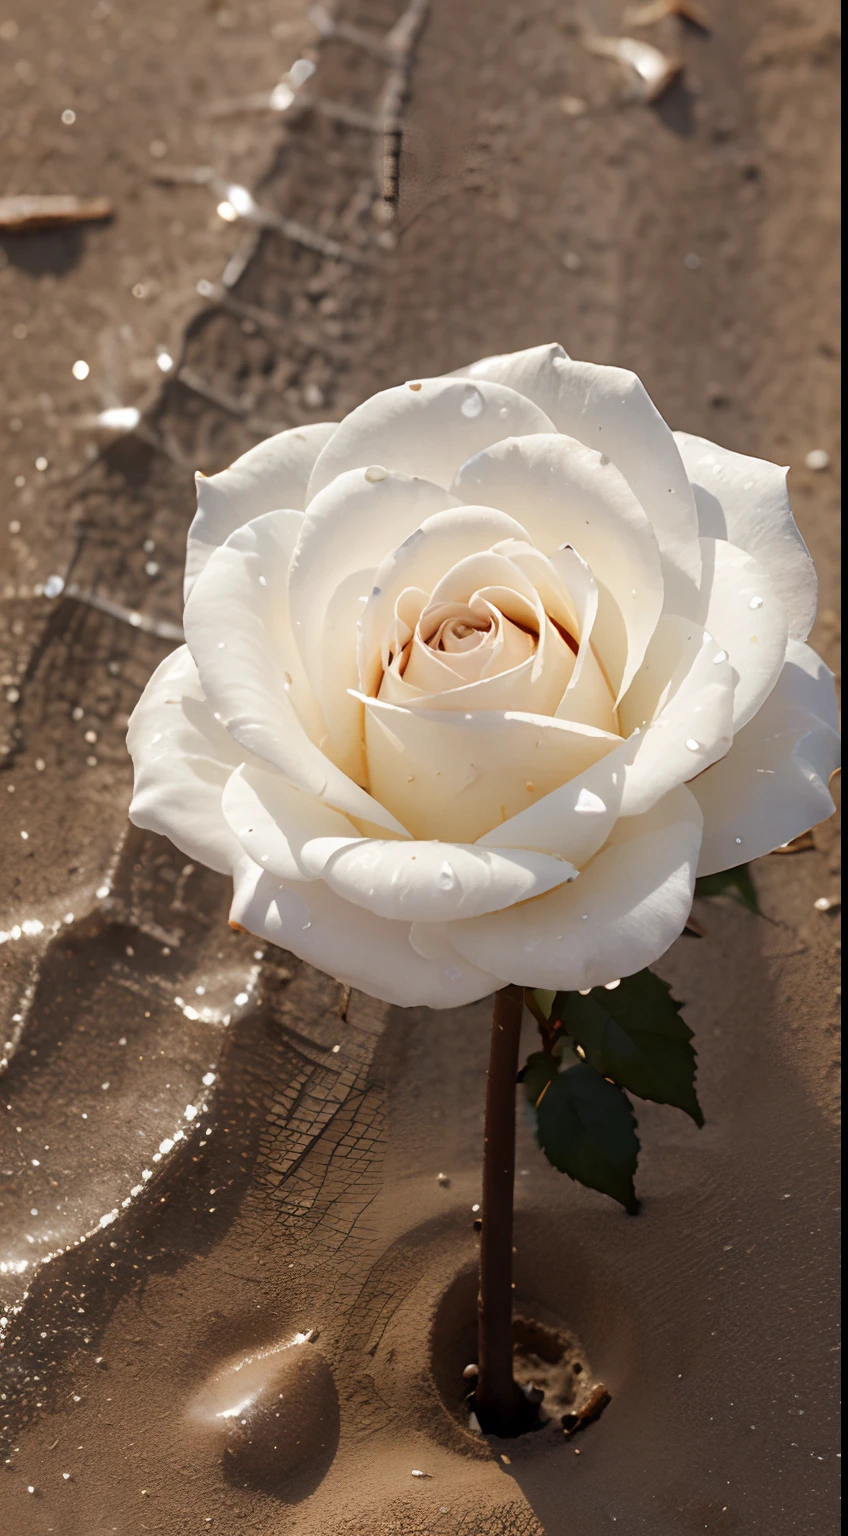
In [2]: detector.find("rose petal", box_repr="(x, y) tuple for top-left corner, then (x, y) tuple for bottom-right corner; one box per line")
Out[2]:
(358, 505), (533, 695)
(305, 376), (556, 501)
(452, 434), (663, 701)
(493, 538), (617, 732)
(478, 619), (732, 867)
(361, 692), (621, 842)
(127, 645), (245, 874)
(184, 423), (337, 599)
(299, 836), (577, 922)
(220, 761), (360, 883)
(693, 640), (840, 875)
(675, 432), (816, 642)
(288, 468), (454, 780)
(694, 537), (789, 731)
(452, 343), (701, 608)
(229, 857), (499, 1009)
(446, 785), (703, 990)
(183, 511), (408, 836)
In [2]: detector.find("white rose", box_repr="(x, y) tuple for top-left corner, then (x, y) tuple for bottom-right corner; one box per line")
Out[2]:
(127, 344), (840, 1008)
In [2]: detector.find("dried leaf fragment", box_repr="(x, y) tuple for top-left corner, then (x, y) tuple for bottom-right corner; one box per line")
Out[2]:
(0, 194), (113, 233)
(582, 34), (683, 102)
(623, 0), (711, 32)
(562, 1383), (612, 1436)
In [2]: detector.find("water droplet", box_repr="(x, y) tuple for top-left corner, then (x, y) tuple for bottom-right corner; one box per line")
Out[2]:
(685, 738), (701, 752)
(604, 979), (621, 991)
(581, 914), (589, 921)
(97, 406), (141, 432)
(72, 359), (89, 381)
(443, 966), (463, 983)
(439, 861), (457, 891)
(712, 649), (728, 664)
(749, 596), (764, 610)
(575, 787), (606, 815)
(364, 464), (387, 483)
(735, 837), (743, 845)
(281, 672), (292, 690)
(258, 575), (267, 586)
(460, 384), (485, 419)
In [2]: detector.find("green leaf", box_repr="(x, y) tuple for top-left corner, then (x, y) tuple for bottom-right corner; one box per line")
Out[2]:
(553, 971), (703, 1127)
(694, 863), (760, 914)
(527, 1059), (640, 1211)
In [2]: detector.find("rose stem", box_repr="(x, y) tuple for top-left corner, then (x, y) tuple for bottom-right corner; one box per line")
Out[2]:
(475, 983), (526, 1436)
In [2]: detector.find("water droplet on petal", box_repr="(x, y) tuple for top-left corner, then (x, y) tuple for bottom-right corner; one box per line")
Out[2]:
(685, 738), (701, 752)
(713, 649), (728, 664)
(749, 596), (764, 610)
(604, 979), (621, 991)
(44, 574), (65, 599)
(575, 787), (606, 816)
(443, 966), (463, 983)
(364, 464), (387, 484)
(439, 861), (457, 891)
(460, 384), (485, 419)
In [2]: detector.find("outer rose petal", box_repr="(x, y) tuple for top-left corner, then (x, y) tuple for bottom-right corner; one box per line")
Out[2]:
(183, 511), (408, 836)
(127, 646), (244, 874)
(228, 857), (499, 1009)
(445, 785), (703, 990)
(451, 342), (701, 609)
(305, 376), (556, 500)
(220, 762), (361, 883)
(694, 537), (789, 731)
(675, 431), (816, 642)
(693, 640), (840, 875)
(184, 423), (337, 599)
(452, 433), (663, 701)
(297, 837), (578, 922)
(362, 693), (621, 842)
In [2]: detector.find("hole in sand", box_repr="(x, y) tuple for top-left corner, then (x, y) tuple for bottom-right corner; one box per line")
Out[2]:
(431, 1266), (611, 1442)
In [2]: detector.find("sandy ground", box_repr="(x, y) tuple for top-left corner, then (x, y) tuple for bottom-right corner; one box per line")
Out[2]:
(0, 1), (840, 1532)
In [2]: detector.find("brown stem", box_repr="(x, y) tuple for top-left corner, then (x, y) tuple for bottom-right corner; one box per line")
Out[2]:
(475, 983), (527, 1436)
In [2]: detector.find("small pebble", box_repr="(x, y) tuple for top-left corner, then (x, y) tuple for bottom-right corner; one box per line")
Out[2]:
(411, 1468), (430, 1478)
(805, 448), (830, 472)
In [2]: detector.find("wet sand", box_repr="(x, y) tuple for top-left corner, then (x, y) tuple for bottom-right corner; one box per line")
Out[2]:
(0, 1), (840, 1532)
